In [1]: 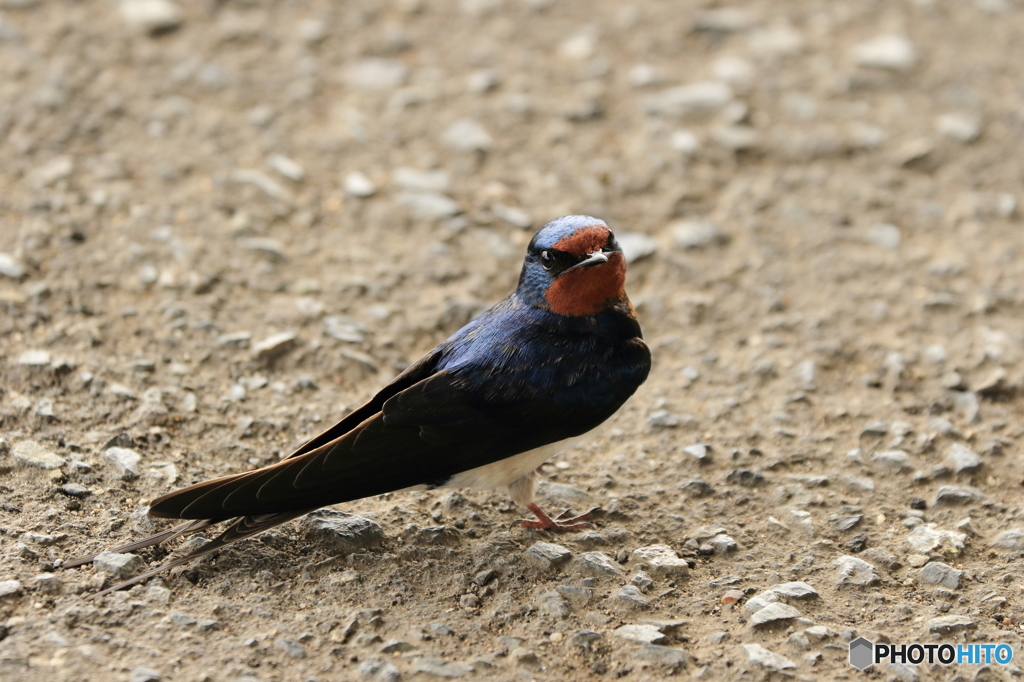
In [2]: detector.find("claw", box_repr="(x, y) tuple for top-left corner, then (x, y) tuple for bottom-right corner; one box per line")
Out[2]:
(515, 503), (598, 531)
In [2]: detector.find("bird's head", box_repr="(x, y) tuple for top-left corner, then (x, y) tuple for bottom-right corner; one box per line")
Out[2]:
(517, 215), (628, 317)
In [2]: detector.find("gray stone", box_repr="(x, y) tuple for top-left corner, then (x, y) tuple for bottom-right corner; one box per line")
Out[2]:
(537, 591), (569, 617)
(867, 223), (901, 250)
(275, 637), (305, 658)
(380, 639), (415, 653)
(615, 584), (651, 609)
(630, 545), (689, 578)
(872, 450), (912, 471)
(742, 643), (796, 671)
(617, 232), (658, 264)
(525, 541), (572, 569)
(359, 659), (401, 682)
(0, 252), (25, 278)
(442, 119), (493, 152)
(11, 440), (66, 469)
(575, 551), (625, 577)
(130, 667), (162, 682)
(750, 602), (801, 628)
(324, 316), (368, 343)
(919, 562), (962, 589)
(708, 534), (738, 554)
(672, 220), (729, 249)
(633, 645), (692, 672)
(854, 35), (916, 71)
(644, 82), (733, 117)
(630, 570), (654, 592)
(991, 529), (1024, 551)
(647, 410), (681, 427)
(742, 591), (779, 614)
(934, 485), (983, 506)
(104, 447), (142, 480)
(0, 580), (23, 599)
(93, 551), (146, 578)
(946, 443), (981, 473)
(267, 154), (304, 182)
(218, 331), (251, 348)
(906, 524), (966, 554)
(33, 573), (62, 594)
(613, 624), (667, 645)
(393, 168), (451, 193)
(770, 582), (818, 600)
(834, 555), (880, 587)
(232, 171), (293, 203)
(927, 615), (976, 635)
(301, 510), (384, 553)
(252, 332), (299, 362)
(412, 657), (469, 678)
(682, 444), (708, 461)
(120, 0), (182, 34)
(396, 191), (461, 220)
(568, 630), (603, 648)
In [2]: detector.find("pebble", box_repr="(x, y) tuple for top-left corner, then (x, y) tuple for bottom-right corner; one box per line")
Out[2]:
(252, 331), (299, 362)
(536, 481), (593, 509)
(396, 191), (461, 220)
(575, 551), (625, 577)
(630, 545), (690, 578)
(693, 8), (758, 32)
(537, 591), (569, 617)
(750, 602), (801, 628)
(682, 444), (708, 461)
(324, 316), (368, 343)
(93, 551), (146, 578)
(834, 555), (879, 587)
(771, 582), (819, 600)
(120, 0), (181, 34)
(393, 167), (451, 193)
(17, 349), (51, 367)
(671, 220), (729, 249)
(615, 584), (650, 609)
(240, 237), (288, 262)
(231, 170), (294, 204)
(129, 667), (161, 682)
(346, 58), (407, 91)
(872, 450), (911, 471)
(644, 82), (733, 117)
(30, 156), (73, 187)
(633, 645), (692, 672)
(344, 172), (377, 198)
(936, 114), (981, 143)
(380, 639), (415, 653)
(105, 447), (142, 480)
(0, 580), (23, 599)
(866, 223), (901, 250)
(742, 643), (796, 671)
(713, 125), (758, 151)
(490, 204), (532, 229)
(927, 615), (976, 635)
(11, 440), (66, 469)
(568, 630), (603, 649)
(613, 624), (667, 645)
(630, 570), (654, 592)
(933, 485), (983, 506)
(301, 510), (384, 553)
(0, 252), (25, 278)
(854, 35), (917, 71)
(359, 659), (401, 682)
(616, 232), (658, 264)
(905, 524), (966, 554)
(412, 657), (470, 678)
(442, 119), (493, 152)
(682, 479), (714, 497)
(990, 529), (1024, 551)
(276, 637), (305, 658)
(946, 443), (981, 474)
(218, 331), (251, 348)
(524, 541), (572, 570)
(646, 410), (681, 427)
(707, 534), (738, 554)
(669, 130), (700, 156)
(919, 561), (962, 589)
(59, 483), (90, 498)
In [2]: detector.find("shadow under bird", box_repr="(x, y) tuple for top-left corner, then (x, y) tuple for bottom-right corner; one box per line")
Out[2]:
(65, 215), (652, 596)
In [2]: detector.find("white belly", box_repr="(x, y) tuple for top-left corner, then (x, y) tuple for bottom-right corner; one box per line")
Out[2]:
(446, 437), (579, 492)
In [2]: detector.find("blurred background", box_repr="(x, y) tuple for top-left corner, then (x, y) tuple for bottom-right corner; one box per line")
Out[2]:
(2, 1), (1024, 680)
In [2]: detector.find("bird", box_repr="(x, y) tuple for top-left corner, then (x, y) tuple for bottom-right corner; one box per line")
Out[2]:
(64, 215), (652, 596)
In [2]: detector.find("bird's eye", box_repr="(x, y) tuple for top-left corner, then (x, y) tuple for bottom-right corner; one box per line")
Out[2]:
(540, 250), (553, 270)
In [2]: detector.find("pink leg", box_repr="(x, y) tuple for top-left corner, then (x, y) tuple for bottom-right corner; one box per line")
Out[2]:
(517, 503), (595, 531)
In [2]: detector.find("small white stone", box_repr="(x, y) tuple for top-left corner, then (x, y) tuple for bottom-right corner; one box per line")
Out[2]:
(672, 220), (729, 249)
(252, 332), (300, 362)
(866, 223), (901, 250)
(442, 119), (493, 152)
(17, 349), (51, 366)
(936, 114), (981, 143)
(644, 82), (733, 117)
(742, 643), (796, 671)
(267, 154), (305, 182)
(345, 58), (407, 91)
(616, 232), (658, 264)
(630, 545), (689, 578)
(105, 447), (142, 481)
(669, 130), (700, 156)
(396, 191), (461, 220)
(0, 253), (25, 278)
(120, 0), (183, 34)
(343, 172), (376, 198)
(11, 440), (66, 470)
(854, 35), (917, 71)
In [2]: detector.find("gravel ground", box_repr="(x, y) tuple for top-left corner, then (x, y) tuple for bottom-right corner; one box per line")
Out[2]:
(2, 1), (1024, 681)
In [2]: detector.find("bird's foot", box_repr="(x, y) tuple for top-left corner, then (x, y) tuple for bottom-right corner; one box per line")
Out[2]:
(515, 503), (597, 531)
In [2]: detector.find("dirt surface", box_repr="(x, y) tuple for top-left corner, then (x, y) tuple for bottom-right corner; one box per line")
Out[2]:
(2, 0), (1024, 680)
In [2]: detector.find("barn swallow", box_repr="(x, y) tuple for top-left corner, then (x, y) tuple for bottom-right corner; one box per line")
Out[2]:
(65, 215), (651, 595)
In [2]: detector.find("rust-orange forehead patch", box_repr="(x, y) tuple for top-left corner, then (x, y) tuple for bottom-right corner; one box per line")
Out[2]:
(551, 225), (610, 257)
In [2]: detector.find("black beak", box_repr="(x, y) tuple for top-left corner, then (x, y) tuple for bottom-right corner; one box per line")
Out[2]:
(566, 249), (610, 273)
